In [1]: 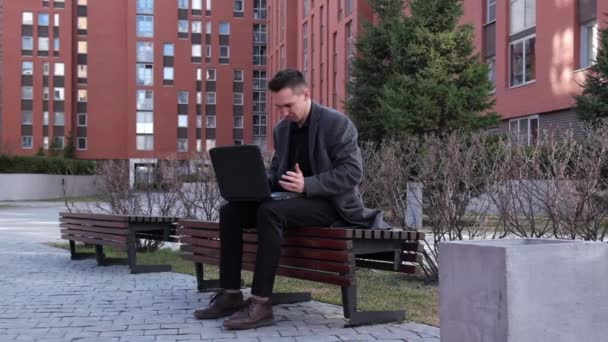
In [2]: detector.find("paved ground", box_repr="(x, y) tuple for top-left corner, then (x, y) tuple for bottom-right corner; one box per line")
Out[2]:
(0, 202), (440, 342)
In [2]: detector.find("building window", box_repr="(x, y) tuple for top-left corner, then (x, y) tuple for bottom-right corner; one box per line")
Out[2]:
(22, 136), (33, 149)
(54, 13), (60, 26)
(192, 44), (202, 57)
(219, 22), (230, 35)
(54, 0), (66, 8)
(22, 12), (34, 25)
(136, 15), (154, 37)
(207, 69), (216, 81)
(164, 67), (174, 81)
(178, 20), (189, 34)
(77, 113), (87, 126)
(206, 115), (216, 128)
(197, 139), (202, 152)
(53, 137), (65, 150)
(510, 0), (535, 35)
(197, 115), (203, 128)
(22, 37), (34, 51)
(137, 41), (154, 62)
(77, 89), (88, 102)
(136, 64), (154, 86)
(136, 135), (154, 151)
(206, 139), (216, 151)
(234, 70), (244, 82)
(22, 111), (33, 125)
(136, 111), (154, 134)
(253, 70), (266, 89)
(192, 21), (202, 33)
(77, 17), (87, 31)
(303, 0), (309, 17)
(197, 92), (202, 104)
(253, 24), (266, 43)
(22, 61), (34, 75)
(78, 65), (87, 78)
(163, 43), (174, 56)
(206, 45), (212, 58)
(43, 87), (50, 100)
(487, 56), (496, 91)
(197, 68), (202, 81)
(77, 138), (87, 150)
(509, 115), (539, 145)
(346, 0), (353, 16)
(54, 37), (60, 52)
(54, 63), (65, 76)
(233, 92), (243, 105)
(487, 0), (496, 23)
(178, 0), (189, 9)
(137, 90), (154, 110)
(178, 115), (189, 128)
(178, 91), (189, 104)
(253, 114), (267, 137)
(219, 46), (230, 59)
(234, 116), (243, 128)
(22, 86), (34, 100)
(234, 0), (244, 12)
(206, 21), (212, 34)
(137, 0), (154, 14)
(43, 62), (50, 75)
(38, 37), (50, 51)
(193, 0), (203, 10)
(253, 91), (266, 112)
(38, 13), (50, 26)
(253, 0), (266, 19)
(54, 112), (65, 126)
(43, 112), (49, 125)
(177, 139), (188, 152)
(206, 92), (216, 104)
(53, 88), (65, 100)
(43, 137), (49, 150)
(580, 20), (598, 69)
(510, 35), (535, 87)
(206, 0), (212, 12)
(78, 41), (88, 54)
(253, 45), (266, 65)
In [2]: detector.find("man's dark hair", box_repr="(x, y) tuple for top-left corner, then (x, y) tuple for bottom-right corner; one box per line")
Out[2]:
(268, 68), (308, 92)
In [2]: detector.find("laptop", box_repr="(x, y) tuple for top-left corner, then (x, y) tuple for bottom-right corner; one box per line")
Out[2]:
(209, 145), (304, 202)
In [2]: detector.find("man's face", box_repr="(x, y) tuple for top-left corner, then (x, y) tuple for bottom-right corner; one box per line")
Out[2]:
(273, 86), (310, 125)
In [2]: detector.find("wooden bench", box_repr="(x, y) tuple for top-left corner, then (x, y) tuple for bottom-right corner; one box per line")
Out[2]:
(178, 220), (425, 327)
(60, 212), (178, 274)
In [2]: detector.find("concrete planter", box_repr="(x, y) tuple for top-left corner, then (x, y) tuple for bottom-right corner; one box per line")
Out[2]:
(439, 239), (608, 342)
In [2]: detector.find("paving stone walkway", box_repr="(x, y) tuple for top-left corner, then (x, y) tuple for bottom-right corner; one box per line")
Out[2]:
(0, 210), (439, 342)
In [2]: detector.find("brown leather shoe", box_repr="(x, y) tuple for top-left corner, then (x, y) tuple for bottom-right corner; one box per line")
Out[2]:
(193, 290), (244, 320)
(223, 297), (274, 330)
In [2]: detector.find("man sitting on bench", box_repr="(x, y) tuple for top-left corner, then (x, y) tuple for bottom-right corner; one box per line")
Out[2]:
(194, 68), (389, 330)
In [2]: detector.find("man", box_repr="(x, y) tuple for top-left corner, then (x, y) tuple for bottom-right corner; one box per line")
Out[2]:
(194, 69), (389, 330)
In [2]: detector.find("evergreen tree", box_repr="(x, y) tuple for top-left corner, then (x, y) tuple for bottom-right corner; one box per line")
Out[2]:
(347, 0), (498, 141)
(575, 24), (608, 122)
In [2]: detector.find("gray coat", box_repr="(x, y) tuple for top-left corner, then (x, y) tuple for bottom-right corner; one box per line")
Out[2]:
(268, 101), (390, 229)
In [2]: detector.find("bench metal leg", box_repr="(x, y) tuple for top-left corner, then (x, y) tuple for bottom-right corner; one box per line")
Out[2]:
(195, 263), (221, 292)
(68, 240), (96, 260)
(341, 285), (405, 327)
(271, 292), (312, 305)
(127, 230), (171, 274)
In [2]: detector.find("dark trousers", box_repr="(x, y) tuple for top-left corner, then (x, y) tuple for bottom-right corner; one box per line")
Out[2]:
(219, 197), (340, 297)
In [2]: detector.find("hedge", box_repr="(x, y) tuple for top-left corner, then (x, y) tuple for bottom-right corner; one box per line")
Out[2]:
(0, 155), (96, 175)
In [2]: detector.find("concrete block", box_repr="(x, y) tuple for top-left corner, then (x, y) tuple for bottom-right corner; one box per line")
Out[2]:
(439, 239), (608, 342)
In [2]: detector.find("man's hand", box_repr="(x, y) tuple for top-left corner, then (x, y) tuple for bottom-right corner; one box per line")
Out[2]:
(279, 163), (305, 193)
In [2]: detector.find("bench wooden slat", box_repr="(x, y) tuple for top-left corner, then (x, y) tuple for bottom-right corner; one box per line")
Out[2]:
(60, 212), (129, 222)
(60, 223), (128, 236)
(178, 220), (220, 229)
(61, 229), (128, 243)
(179, 228), (220, 239)
(184, 253), (354, 286)
(403, 241), (424, 252)
(59, 218), (129, 229)
(61, 234), (128, 250)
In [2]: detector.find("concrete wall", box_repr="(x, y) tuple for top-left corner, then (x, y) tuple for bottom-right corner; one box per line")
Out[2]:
(0, 174), (99, 201)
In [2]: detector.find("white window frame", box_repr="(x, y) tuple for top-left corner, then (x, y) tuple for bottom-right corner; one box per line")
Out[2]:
(163, 43), (174, 56)
(22, 61), (34, 75)
(178, 20), (189, 33)
(22, 111), (33, 125)
(53, 88), (65, 101)
(509, 0), (536, 35)
(22, 12), (34, 25)
(177, 139), (188, 152)
(234, 0), (244, 12)
(487, 0), (496, 24)
(136, 111), (154, 134)
(509, 34), (535, 87)
(77, 89), (88, 102)
(178, 115), (189, 128)
(192, 0), (203, 10)
(22, 136), (33, 149)
(234, 69), (244, 82)
(487, 56), (496, 92)
(54, 62), (65, 76)
(206, 92), (216, 105)
(219, 45), (230, 58)
(38, 37), (50, 51)
(164, 66), (174, 81)
(580, 20), (598, 69)
(206, 69), (216, 81)
(136, 15), (154, 38)
(137, 41), (154, 62)
(136, 63), (154, 86)
(192, 44), (202, 57)
(509, 114), (539, 145)
(233, 92), (243, 105)
(206, 115), (216, 128)
(136, 135), (154, 151)
(22, 37), (34, 50)
(136, 90), (154, 110)
(178, 91), (189, 104)
(54, 112), (65, 126)
(234, 115), (243, 128)
(38, 13), (50, 26)
(77, 113), (87, 127)
(192, 21), (202, 33)
(219, 22), (230, 35)
(77, 137), (87, 150)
